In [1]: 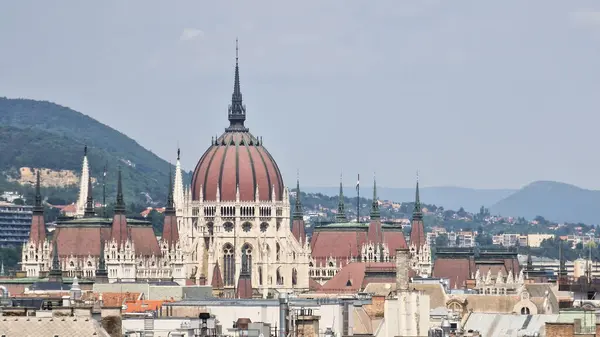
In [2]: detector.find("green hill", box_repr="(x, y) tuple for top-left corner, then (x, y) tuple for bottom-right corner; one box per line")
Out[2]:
(490, 180), (600, 224)
(0, 97), (190, 206)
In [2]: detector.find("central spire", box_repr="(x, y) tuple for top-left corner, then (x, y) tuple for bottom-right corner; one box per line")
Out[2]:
(226, 38), (248, 132)
(413, 172), (422, 220)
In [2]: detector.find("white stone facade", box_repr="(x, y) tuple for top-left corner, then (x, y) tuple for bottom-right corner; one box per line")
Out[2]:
(409, 241), (432, 277)
(176, 179), (311, 293)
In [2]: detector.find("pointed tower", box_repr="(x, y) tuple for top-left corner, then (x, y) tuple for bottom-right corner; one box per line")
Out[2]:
(95, 239), (109, 283)
(173, 148), (185, 214)
(48, 239), (63, 283)
(111, 168), (128, 244)
(84, 172), (96, 217)
(335, 176), (347, 222)
(162, 169), (180, 248)
(29, 170), (46, 243)
(409, 177), (426, 251)
(291, 174), (306, 244)
(226, 38), (248, 132)
(76, 145), (90, 217)
(367, 175), (383, 244)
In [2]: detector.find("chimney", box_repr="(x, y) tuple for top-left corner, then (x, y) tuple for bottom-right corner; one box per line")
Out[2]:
(396, 248), (409, 292)
(279, 293), (289, 337)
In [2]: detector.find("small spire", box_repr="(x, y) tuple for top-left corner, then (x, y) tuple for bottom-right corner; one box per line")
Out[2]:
(293, 171), (303, 220)
(48, 239), (62, 282)
(412, 173), (422, 220)
(98, 239), (106, 271)
(114, 167), (126, 214)
(33, 170), (43, 214)
(336, 174), (346, 222)
(84, 172), (95, 217)
(226, 38), (247, 131)
(165, 167), (175, 214)
(370, 173), (380, 220)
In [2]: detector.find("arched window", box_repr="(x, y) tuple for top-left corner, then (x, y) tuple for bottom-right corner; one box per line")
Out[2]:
(258, 266), (263, 286)
(292, 268), (298, 286)
(521, 307), (530, 315)
(241, 243), (253, 275)
(87, 261), (92, 267)
(260, 222), (269, 232)
(69, 261), (74, 267)
(277, 267), (284, 285)
(223, 243), (235, 286)
(223, 222), (234, 233)
(207, 222), (214, 236)
(276, 243), (281, 261)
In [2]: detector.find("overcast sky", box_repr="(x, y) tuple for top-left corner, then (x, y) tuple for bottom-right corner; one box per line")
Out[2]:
(1, 1), (599, 190)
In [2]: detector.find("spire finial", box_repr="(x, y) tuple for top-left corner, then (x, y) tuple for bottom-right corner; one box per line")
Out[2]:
(413, 173), (422, 220)
(336, 173), (346, 222)
(370, 172), (380, 220)
(84, 171), (95, 217)
(227, 38), (247, 131)
(84, 145), (87, 156)
(177, 146), (180, 161)
(33, 170), (43, 213)
(114, 167), (126, 214)
(165, 167), (175, 214)
(293, 170), (303, 220)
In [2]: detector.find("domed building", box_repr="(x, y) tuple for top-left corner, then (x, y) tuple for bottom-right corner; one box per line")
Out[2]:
(174, 50), (311, 297)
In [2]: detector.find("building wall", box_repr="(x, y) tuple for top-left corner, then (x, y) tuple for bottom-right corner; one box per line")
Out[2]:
(0, 203), (32, 247)
(383, 292), (430, 337)
(545, 322), (574, 337)
(164, 303), (344, 336)
(179, 190), (311, 292)
(528, 234), (554, 248)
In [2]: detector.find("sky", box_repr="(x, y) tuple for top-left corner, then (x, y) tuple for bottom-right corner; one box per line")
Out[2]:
(1, 1), (599, 190)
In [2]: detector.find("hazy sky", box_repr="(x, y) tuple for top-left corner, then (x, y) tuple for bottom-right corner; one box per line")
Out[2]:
(1, 1), (599, 190)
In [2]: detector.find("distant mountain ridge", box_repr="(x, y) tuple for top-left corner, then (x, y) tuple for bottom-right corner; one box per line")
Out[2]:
(303, 186), (516, 212)
(490, 180), (600, 224)
(0, 97), (190, 205)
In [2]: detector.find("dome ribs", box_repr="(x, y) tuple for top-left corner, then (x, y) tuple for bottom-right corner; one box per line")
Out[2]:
(261, 147), (285, 201)
(204, 145), (226, 201)
(192, 146), (216, 200)
(254, 144), (273, 201)
(217, 140), (234, 201)
(247, 145), (269, 202)
(238, 137), (256, 201)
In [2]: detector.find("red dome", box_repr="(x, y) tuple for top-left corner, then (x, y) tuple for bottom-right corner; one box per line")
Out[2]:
(191, 132), (284, 202)
(191, 55), (284, 202)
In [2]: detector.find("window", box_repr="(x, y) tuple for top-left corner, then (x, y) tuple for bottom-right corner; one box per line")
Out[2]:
(223, 222), (234, 232)
(292, 268), (298, 286)
(241, 243), (253, 275)
(520, 307), (530, 315)
(223, 243), (235, 286)
(260, 222), (269, 232)
(242, 222), (252, 232)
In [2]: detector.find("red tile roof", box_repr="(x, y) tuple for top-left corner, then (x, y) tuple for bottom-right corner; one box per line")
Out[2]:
(291, 219), (306, 244)
(162, 213), (179, 248)
(311, 227), (407, 265)
(433, 257), (520, 289)
(409, 218), (426, 250)
(319, 262), (399, 293)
